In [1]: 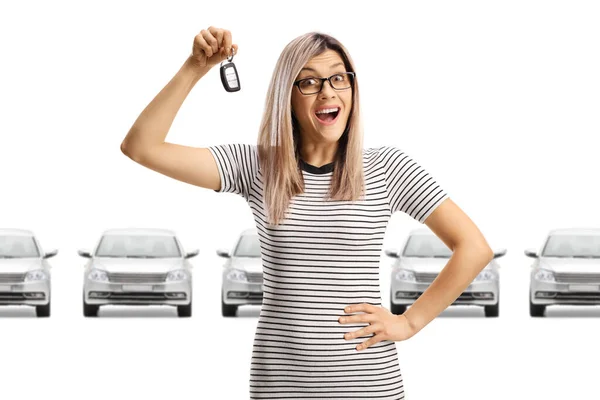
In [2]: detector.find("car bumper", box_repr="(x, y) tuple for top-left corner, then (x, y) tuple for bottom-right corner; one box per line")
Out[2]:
(391, 280), (498, 306)
(84, 280), (191, 305)
(531, 280), (600, 305)
(0, 280), (50, 305)
(222, 279), (263, 305)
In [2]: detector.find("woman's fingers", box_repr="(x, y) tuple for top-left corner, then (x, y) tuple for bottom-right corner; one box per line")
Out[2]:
(357, 334), (383, 351)
(339, 313), (374, 324)
(344, 323), (380, 339)
(223, 30), (233, 56)
(201, 29), (218, 55)
(194, 32), (212, 58)
(191, 27), (236, 67)
(208, 26), (224, 49)
(208, 25), (227, 58)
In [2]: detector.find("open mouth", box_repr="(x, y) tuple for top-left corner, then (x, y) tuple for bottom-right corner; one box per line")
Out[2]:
(314, 107), (340, 124)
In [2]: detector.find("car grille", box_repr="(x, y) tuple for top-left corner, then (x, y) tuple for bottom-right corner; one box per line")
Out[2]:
(554, 272), (600, 284)
(247, 272), (263, 283)
(0, 292), (46, 302)
(107, 292), (186, 301)
(107, 272), (167, 283)
(0, 273), (25, 283)
(552, 292), (600, 301)
(414, 272), (437, 283)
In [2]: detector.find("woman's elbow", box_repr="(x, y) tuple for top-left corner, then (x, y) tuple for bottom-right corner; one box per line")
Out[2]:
(456, 240), (494, 262)
(120, 140), (130, 157)
(120, 138), (142, 162)
(475, 243), (495, 262)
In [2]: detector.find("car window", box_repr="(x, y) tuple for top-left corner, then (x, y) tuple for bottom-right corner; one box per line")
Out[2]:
(233, 235), (261, 257)
(402, 235), (452, 258)
(542, 234), (600, 258)
(95, 235), (181, 258)
(0, 235), (40, 258)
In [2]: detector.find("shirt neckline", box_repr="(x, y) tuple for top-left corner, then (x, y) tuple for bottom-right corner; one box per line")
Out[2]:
(299, 158), (334, 174)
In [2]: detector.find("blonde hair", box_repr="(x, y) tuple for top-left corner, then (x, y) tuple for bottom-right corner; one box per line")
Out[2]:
(257, 32), (365, 226)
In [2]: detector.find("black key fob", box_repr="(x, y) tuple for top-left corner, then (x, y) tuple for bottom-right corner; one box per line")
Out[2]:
(220, 49), (240, 92)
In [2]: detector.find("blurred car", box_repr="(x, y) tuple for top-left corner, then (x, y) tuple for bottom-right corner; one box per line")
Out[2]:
(78, 228), (198, 317)
(219, 228), (263, 317)
(527, 227), (600, 317)
(0, 228), (57, 317)
(386, 228), (505, 317)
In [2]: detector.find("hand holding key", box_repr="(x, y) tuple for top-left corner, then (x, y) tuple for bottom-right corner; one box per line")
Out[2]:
(190, 26), (238, 69)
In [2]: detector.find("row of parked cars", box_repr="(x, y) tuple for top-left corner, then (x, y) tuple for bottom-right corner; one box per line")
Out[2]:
(1, 227), (599, 318)
(220, 227), (600, 318)
(0, 228), (197, 317)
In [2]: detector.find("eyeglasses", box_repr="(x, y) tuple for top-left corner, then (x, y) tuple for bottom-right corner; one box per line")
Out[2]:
(293, 72), (356, 95)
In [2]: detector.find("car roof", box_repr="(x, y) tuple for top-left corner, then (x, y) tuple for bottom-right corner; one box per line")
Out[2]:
(0, 228), (34, 236)
(101, 228), (176, 236)
(548, 227), (600, 236)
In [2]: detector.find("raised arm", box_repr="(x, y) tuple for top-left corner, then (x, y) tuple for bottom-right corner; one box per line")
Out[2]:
(120, 26), (238, 191)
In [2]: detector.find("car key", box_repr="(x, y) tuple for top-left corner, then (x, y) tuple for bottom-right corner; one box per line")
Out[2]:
(220, 48), (240, 92)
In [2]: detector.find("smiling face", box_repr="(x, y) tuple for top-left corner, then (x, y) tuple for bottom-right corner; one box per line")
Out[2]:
(291, 49), (353, 144)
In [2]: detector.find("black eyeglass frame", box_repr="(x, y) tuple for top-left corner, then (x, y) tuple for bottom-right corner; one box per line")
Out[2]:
(293, 72), (356, 95)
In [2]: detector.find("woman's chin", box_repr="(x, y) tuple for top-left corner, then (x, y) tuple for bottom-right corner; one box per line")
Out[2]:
(315, 128), (345, 141)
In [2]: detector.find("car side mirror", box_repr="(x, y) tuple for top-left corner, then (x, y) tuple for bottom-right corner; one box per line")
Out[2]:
(493, 248), (507, 259)
(185, 249), (199, 259)
(78, 249), (92, 258)
(524, 248), (538, 258)
(43, 249), (58, 259)
(384, 248), (401, 258)
(216, 248), (231, 258)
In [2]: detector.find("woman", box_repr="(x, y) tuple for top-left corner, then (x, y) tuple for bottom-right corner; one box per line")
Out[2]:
(121, 26), (494, 399)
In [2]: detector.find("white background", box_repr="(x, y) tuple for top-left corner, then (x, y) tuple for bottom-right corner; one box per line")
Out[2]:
(1, 0), (600, 399)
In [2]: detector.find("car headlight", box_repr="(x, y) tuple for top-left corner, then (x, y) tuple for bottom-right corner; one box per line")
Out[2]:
(474, 269), (495, 281)
(24, 269), (47, 281)
(395, 269), (416, 282)
(166, 269), (189, 281)
(534, 268), (555, 282)
(227, 269), (248, 282)
(88, 268), (109, 282)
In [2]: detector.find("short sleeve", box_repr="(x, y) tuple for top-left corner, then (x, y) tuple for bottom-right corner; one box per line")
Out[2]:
(207, 143), (258, 202)
(378, 146), (449, 223)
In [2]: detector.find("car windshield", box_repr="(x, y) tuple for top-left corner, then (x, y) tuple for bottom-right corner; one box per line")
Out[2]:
(0, 235), (40, 258)
(234, 234), (261, 257)
(95, 234), (181, 258)
(542, 234), (600, 258)
(402, 234), (452, 258)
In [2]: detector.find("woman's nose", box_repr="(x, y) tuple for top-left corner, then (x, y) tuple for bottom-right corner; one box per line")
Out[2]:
(319, 80), (336, 97)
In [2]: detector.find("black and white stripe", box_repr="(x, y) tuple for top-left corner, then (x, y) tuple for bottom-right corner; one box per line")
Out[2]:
(208, 143), (449, 399)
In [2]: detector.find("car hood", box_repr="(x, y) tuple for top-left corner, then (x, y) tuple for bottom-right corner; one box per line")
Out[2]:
(93, 258), (184, 273)
(540, 257), (600, 273)
(0, 258), (43, 273)
(229, 257), (262, 273)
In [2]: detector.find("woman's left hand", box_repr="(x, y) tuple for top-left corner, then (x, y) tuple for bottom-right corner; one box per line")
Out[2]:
(338, 303), (418, 351)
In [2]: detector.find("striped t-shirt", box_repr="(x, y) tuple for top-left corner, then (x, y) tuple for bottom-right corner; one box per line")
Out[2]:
(208, 143), (449, 399)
